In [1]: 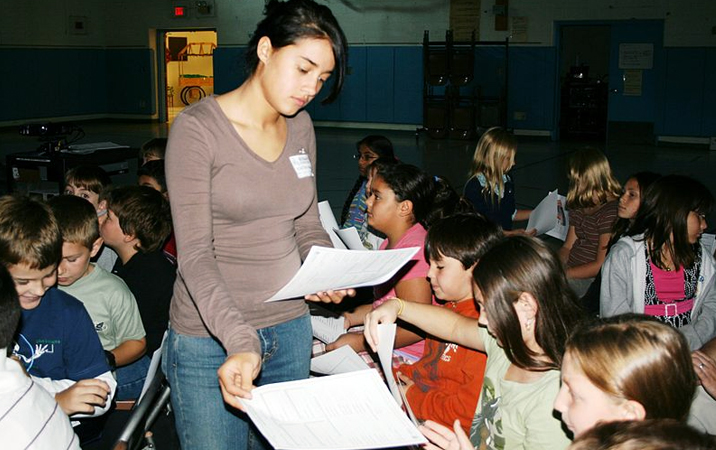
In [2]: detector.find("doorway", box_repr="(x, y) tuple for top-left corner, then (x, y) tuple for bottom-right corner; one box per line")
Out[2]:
(156, 29), (217, 122)
(557, 25), (610, 141)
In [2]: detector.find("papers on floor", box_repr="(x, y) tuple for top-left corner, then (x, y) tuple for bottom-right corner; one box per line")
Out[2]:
(238, 369), (427, 450)
(527, 189), (570, 241)
(310, 345), (370, 375)
(267, 246), (419, 301)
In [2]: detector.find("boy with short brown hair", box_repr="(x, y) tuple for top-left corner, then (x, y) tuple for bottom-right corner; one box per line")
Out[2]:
(100, 186), (176, 356)
(49, 194), (148, 400)
(0, 195), (115, 439)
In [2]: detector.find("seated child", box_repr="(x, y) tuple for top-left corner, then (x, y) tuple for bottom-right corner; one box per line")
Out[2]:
(0, 195), (115, 441)
(0, 264), (81, 449)
(64, 164), (119, 272)
(464, 127), (532, 232)
(340, 135), (397, 249)
(138, 160), (176, 262)
(560, 148), (621, 297)
(397, 213), (500, 433)
(141, 137), (168, 164)
(100, 186), (176, 355)
(328, 163), (438, 359)
(49, 195), (149, 401)
(569, 419), (716, 450)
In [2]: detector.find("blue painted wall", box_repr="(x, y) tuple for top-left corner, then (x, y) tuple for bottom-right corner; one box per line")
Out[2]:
(0, 48), (107, 121)
(659, 47), (716, 137)
(0, 47), (154, 121)
(2, 44), (714, 139)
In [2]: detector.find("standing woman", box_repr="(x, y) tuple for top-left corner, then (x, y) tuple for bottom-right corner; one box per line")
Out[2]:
(164, 1), (349, 449)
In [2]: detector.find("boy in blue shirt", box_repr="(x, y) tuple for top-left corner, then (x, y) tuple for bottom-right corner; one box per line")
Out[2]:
(0, 263), (81, 449)
(0, 195), (115, 438)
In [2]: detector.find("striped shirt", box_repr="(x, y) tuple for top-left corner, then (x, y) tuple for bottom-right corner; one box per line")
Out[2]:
(568, 199), (619, 268)
(0, 351), (80, 450)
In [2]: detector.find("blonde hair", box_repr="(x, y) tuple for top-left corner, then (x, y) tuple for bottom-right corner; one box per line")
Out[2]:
(566, 148), (621, 209)
(566, 315), (696, 422)
(469, 127), (517, 205)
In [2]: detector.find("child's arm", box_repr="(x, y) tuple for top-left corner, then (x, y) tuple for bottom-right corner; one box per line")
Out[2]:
(112, 337), (146, 367)
(33, 372), (116, 417)
(566, 232), (610, 279)
(108, 286), (148, 366)
(392, 277), (433, 349)
(325, 304), (373, 352)
(559, 226), (577, 265)
(365, 299), (485, 353)
(513, 209), (532, 222)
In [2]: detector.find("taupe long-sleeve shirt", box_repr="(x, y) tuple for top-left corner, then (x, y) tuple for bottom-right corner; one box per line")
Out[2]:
(166, 97), (331, 356)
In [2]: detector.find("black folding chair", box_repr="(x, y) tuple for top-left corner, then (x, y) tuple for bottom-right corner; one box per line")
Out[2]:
(112, 366), (171, 450)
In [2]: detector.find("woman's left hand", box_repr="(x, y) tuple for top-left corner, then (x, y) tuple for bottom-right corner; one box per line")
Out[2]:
(305, 289), (356, 304)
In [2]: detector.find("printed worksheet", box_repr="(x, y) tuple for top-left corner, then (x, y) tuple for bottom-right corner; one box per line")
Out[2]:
(267, 246), (419, 301)
(310, 345), (370, 375)
(527, 189), (569, 240)
(311, 315), (346, 344)
(318, 200), (347, 249)
(239, 370), (427, 450)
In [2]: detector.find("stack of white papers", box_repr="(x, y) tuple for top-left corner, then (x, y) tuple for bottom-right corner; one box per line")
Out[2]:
(239, 369), (427, 449)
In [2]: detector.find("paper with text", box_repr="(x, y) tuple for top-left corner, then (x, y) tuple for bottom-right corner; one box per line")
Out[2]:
(334, 227), (365, 250)
(267, 246), (420, 301)
(311, 315), (346, 344)
(310, 345), (371, 375)
(318, 201), (346, 249)
(376, 323), (402, 405)
(527, 189), (569, 240)
(239, 370), (427, 450)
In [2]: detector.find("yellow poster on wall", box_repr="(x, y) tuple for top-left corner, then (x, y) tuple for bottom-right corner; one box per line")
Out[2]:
(623, 69), (643, 96)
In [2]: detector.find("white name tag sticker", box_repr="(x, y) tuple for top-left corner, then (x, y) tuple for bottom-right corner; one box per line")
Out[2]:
(289, 154), (313, 178)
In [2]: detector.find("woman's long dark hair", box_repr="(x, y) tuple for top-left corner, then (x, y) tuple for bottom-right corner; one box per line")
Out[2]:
(628, 175), (713, 269)
(473, 236), (585, 370)
(245, 0), (347, 104)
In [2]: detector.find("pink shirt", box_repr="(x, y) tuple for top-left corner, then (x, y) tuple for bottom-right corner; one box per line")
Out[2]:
(373, 223), (432, 360)
(650, 262), (686, 302)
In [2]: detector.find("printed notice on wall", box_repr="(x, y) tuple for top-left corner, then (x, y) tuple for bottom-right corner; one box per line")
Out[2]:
(511, 17), (528, 42)
(623, 69), (643, 96)
(619, 43), (653, 69)
(450, 0), (480, 40)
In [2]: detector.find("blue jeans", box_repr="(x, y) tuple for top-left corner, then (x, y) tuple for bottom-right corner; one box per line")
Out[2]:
(115, 355), (151, 401)
(163, 314), (312, 450)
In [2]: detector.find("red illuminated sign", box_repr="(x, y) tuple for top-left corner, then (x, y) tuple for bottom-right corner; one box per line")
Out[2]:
(174, 6), (186, 17)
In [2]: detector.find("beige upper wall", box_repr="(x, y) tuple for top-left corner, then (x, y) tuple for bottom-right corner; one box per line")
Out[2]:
(1, 0), (714, 48)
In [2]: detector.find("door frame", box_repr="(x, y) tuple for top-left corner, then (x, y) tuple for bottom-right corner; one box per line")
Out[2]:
(154, 27), (217, 123)
(553, 20), (613, 141)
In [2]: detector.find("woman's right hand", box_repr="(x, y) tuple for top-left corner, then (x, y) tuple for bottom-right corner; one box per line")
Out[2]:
(419, 419), (474, 450)
(217, 352), (262, 411)
(363, 298), (401, 352)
